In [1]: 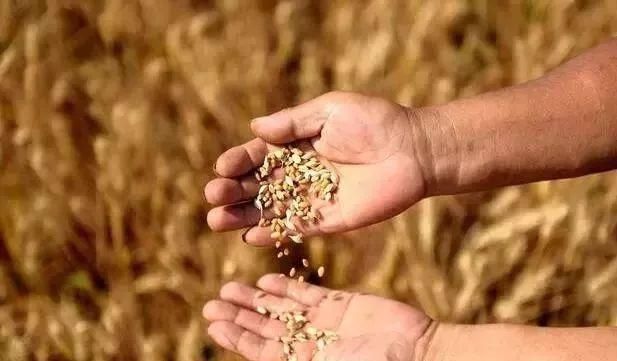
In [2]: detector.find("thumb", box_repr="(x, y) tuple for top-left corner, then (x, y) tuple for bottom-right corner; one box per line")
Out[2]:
(250, 97), (329, 144)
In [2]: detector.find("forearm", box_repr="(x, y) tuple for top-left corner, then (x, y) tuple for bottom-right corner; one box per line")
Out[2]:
(413, 38), (617, 196)
(418, 323), (617, 361)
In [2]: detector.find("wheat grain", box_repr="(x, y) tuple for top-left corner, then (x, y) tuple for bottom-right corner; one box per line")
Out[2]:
(254, 146), (338, 249)
(251, 307), (340, 361)
(253, 146), (341, 359)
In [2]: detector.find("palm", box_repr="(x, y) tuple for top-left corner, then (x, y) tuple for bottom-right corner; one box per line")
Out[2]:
(205, 92), (426, 244)
(319, 294), (430, 361)
(203, 275), (431, 361)
(309, 95), (425, 233)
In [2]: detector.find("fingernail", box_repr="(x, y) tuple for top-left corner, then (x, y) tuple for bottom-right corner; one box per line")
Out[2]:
(241, 228), (251, 243)
(250, 117), (266, 128)
(212, 163), (221, 177)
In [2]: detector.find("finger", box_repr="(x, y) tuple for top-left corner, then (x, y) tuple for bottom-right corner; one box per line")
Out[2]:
(203, 300), (286, 339)
(250, 97), (329, 144)
(258, 275), (351, 332)
(257, 274), (329, 307)
(206, 201), (331, 241)
(215, 138), (268, 178)
(220, 281), (305, 314)
(207, 203), (260, 232)
(204, 175), (259, 206)
(242, 226), (276, 246)
(241, 218), (324, 246)
(207, 321), (282, 361)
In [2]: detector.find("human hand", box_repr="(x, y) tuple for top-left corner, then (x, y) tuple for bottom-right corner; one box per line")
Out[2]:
(203, 275), (433, 361)
(205, 91), (429, 245)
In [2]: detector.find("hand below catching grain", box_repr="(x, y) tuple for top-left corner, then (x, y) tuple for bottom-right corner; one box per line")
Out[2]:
(205, 91), (426, 245)
(203, 274), (432, 361)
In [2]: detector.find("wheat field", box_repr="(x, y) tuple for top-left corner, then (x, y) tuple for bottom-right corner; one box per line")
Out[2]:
(0, 1), (616, 360)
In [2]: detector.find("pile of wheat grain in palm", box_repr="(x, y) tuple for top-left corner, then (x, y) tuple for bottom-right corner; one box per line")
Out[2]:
(252, 145), (338, 360)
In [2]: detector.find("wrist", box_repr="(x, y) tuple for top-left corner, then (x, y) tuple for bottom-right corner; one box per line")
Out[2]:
(405, 106), (461, 197)
(412, 320), (440, 361)
(415, 322), (465, 361)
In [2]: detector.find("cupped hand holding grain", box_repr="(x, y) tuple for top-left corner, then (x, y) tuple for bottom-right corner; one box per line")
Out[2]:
(205, 91), (429, 245)
(203, 276), (617, 361)
(203, 274), (432, 361)
(206, 39), (617, 246)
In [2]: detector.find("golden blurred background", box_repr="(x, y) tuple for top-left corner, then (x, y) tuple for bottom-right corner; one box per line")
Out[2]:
(1, 0), (616, 360)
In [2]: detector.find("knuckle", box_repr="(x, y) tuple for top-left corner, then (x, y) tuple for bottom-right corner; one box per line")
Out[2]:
(233, 308), (246, 324)
(256, 313), (270, 330)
